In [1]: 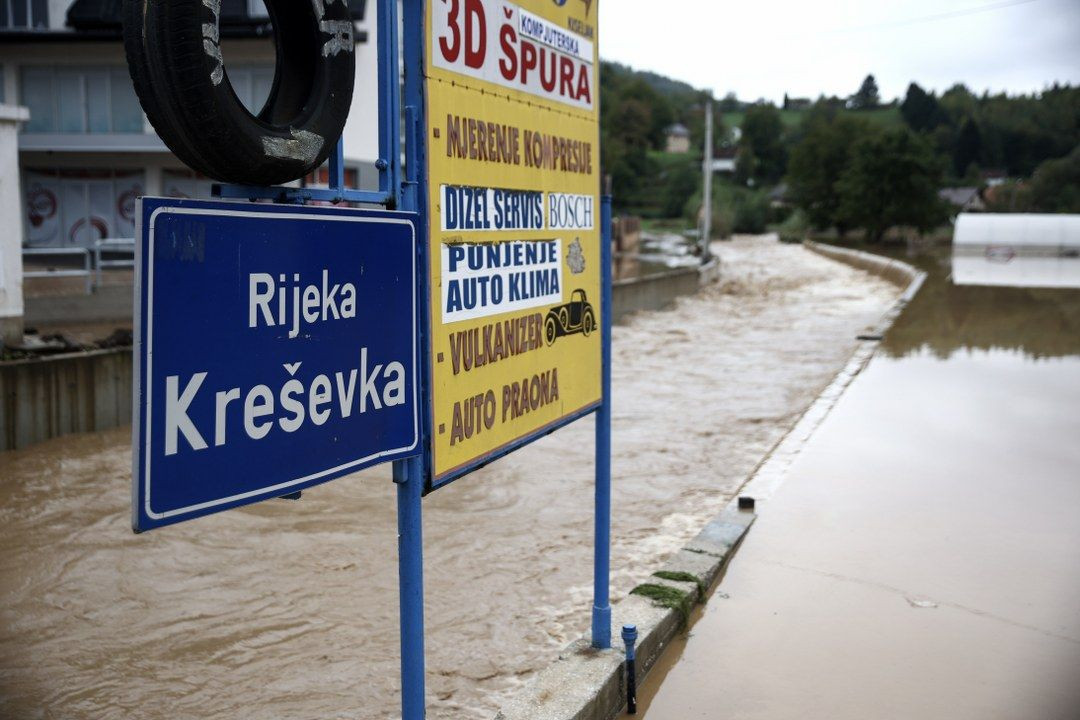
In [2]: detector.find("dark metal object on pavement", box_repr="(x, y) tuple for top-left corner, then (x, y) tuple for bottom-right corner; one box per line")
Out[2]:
(623, 624), (638, 714)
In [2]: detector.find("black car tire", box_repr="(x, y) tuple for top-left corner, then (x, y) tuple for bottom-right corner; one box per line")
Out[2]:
(545, 315), (558, 346)
(123, 0), (356, 186)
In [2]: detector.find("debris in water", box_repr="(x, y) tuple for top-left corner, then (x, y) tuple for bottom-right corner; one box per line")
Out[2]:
(906, 597), (938, 609)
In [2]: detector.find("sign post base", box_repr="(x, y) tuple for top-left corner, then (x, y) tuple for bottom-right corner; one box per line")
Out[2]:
(395, 457), (427, 719)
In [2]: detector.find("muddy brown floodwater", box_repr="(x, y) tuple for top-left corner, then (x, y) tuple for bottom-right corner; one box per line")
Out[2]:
(0, 237), (898, 719)
(630, 244), (1080, 720)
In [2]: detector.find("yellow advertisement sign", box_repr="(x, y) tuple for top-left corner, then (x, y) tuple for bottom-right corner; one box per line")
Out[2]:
(425, 0), (601, 484)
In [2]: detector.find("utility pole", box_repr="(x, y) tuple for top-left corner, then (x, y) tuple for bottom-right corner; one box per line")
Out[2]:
(701, 96), (714, 259)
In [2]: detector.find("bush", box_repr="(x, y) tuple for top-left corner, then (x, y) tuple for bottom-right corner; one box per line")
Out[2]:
(776, 209), (811, 243)
(660, 160), (700, 218)
(733, 192), (770, 233)
(682, 187), (734, 240)
(1029, 146), (1080, 212)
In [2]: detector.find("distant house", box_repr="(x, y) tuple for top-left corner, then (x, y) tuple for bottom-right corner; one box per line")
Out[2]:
(709, 146), (737, 174)
(939, 187), (986, 214)
(665, 123), (691, 154)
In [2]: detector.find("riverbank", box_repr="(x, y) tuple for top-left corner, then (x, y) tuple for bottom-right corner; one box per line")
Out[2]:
(0, 236), (900, 719)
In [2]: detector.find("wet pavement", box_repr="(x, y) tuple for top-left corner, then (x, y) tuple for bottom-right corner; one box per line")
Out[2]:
(0, 237), (899, 719)
(631, 244), (1080, 720)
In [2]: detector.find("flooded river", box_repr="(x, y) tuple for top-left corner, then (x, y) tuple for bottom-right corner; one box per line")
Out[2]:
(0, 238), (898, 719)
(632, 242), (1080, 720)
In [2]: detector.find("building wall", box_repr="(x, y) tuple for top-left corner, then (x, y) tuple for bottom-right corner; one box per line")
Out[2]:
(0, 348), (132, 450)
(46, 0), (69, 29)
(665, 135), (690, 154)
(1, 26), (383, 248)
(0, 104), (29, 344)
(342, 7), (381, 183)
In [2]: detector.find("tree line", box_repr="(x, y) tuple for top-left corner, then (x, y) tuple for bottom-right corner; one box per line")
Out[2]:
(600, 66), (1080, 241)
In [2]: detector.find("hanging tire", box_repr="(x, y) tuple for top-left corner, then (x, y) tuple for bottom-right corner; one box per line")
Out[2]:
(123, 0), (356, 186)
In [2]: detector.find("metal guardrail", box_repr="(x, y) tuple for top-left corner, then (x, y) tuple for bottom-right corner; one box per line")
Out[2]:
(94, 238), (136, 287)
(22, 247), (93, 295)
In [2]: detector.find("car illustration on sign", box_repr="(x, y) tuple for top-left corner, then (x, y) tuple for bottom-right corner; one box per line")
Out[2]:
(545, 289), (596, 345)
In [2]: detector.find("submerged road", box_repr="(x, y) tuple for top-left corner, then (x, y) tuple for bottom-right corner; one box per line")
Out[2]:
(632, 245), (1080, 720)
(0, 236), (898, 719)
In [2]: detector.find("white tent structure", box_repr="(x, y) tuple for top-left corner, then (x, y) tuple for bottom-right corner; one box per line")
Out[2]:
(953, 213), (1080, 289)
(955, 213), (1080, 252)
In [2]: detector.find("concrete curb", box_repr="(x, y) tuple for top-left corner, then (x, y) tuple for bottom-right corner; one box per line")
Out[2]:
(698, 254), (721, 286)
(494, 507), (755, 720)
(802, 240), (927, 340)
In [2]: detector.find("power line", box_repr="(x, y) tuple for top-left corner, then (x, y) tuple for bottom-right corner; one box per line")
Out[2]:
(829, 0), (1041, 35)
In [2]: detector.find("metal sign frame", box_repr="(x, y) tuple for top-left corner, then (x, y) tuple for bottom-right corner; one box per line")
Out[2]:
(213, 0), (402, 208)
(195, 1), (612, 718)
(400, 0), (612, 706)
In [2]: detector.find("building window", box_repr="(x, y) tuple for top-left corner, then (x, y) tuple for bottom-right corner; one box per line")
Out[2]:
(20, 67), (144, 134)
(0, 0), (49, 29)
(227, 66), (275, 115)
(24, 169), (145, 247)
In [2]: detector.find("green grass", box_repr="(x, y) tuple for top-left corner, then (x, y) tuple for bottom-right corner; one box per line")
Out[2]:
(722, 106), (902, 132)
(721, 110), (804, 130)
(857, 106), (902, 126)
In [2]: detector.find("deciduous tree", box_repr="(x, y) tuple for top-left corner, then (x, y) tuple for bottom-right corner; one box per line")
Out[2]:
(1029, 146), (1080, 212)
(786, 106), (870, 232)
(738, 103), (786, 185)
(836, 128), (945, 242)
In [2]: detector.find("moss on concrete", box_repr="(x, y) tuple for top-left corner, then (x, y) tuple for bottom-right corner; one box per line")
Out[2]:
(630, 583), (694, 627)
(653, 570), (707, 598)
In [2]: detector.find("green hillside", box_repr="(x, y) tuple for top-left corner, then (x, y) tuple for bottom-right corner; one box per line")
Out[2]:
(722, 106), (901, 133)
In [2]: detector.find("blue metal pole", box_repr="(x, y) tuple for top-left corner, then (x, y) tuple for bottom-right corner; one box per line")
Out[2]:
(396, 3), (425, 717)
(328, 138), (346, 197)
(592, 195), (614, 649)
(394, 457), (426, 720)
(377, 0), (402, 205)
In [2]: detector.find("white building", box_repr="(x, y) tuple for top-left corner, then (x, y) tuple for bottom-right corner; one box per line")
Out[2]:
(0, 0), (381, 249)
(664, 123), (690, 154)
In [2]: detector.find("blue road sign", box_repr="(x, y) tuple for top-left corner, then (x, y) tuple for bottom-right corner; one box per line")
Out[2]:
(132, 198), (419, 532)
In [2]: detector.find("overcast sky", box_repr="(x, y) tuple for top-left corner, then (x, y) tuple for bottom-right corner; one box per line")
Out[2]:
(598, 0), (1080, 102)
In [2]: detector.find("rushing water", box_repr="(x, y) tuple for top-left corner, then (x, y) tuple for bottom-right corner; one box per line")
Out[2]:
(631, 240), (1080, 720)
(0, 238), (899, 719)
